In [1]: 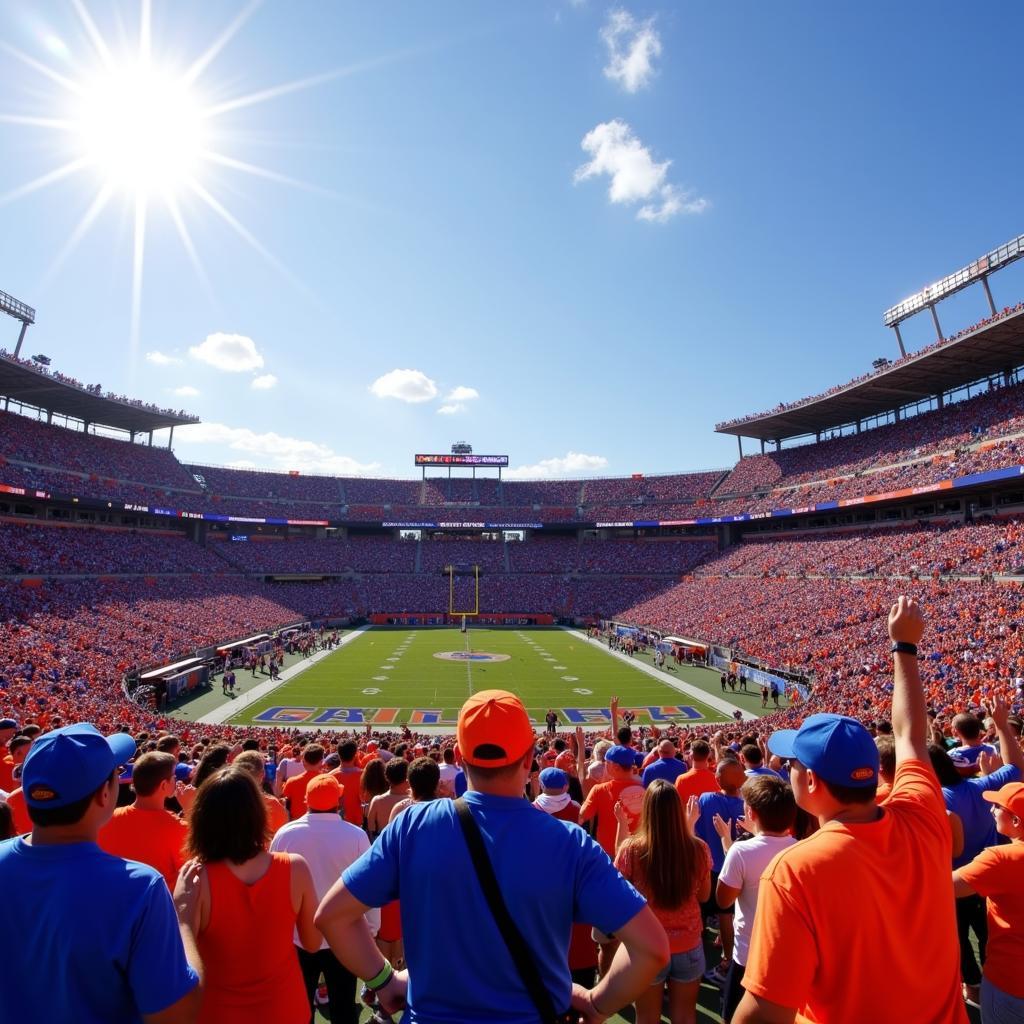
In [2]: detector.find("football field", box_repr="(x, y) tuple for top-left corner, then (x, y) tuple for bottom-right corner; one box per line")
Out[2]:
(223, 627), (739, 729)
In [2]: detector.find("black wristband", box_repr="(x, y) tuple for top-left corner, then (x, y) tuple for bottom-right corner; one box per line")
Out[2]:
(891, 641), (918, 657)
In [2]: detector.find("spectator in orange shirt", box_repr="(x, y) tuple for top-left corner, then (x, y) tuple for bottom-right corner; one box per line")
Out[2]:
(98, 751), (188, 893)
(953, 781), (1024, 1020)
(675, 740), (720, 801)
(283, 744), (326, 821)
(0, 735), (31, 792)
(0, 717), (17, 760)
(579, 745), (644, 857)
(234, 751), (288, 836)
(328, 740), (365, 826)
(734, 597), (968, 1024)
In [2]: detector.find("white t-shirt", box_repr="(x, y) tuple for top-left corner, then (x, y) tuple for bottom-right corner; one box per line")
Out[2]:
(438, 763), (458, 792)
(270, 813), (379, 948)
(718, 833), (796, 966)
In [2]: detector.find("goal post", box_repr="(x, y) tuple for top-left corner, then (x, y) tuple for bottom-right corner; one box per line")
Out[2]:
(448, 564), (480, 616)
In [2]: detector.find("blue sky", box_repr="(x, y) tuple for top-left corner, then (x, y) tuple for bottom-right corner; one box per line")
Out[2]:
(1, 1), (1023, 480)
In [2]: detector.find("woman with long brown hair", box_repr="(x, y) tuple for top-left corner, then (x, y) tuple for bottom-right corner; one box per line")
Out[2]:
(613, 778), (711, 1024)
(173, 766), (320, 1024)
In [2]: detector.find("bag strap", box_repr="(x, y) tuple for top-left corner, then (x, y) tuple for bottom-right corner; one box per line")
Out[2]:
(454, 798), (559, 1024)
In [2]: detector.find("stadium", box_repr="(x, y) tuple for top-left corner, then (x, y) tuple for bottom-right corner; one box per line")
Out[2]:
(2, 5), (1023, 1024)
(2, 235), (1024, 1020)
(2, 237), (1024, 744)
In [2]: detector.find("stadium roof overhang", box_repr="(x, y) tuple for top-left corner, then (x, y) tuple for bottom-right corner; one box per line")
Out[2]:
(716, 308), (1024, 442)
(0, 355), (199, 434)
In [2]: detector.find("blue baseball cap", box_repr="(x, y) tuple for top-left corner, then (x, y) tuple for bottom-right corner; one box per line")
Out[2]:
(22, 724), (137, 809)
(174, 762), (194, 783)
(768, 714), (879, 788)
(0, 718), (18, 731)
(539, 767), (569, 791)
(604, 745), (638, 769)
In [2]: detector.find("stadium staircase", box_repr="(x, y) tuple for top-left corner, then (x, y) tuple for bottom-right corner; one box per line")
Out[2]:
(414, 538), (423, 573)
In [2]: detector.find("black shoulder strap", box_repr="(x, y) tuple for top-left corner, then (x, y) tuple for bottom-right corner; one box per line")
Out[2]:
(454, 798), (559, 1024)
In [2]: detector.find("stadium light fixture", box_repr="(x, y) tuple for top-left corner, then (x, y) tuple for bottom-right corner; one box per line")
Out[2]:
(883, 232), (1024, 329)
(0, 288), (36, 357)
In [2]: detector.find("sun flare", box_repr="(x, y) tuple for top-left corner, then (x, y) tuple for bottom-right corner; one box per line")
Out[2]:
(74, 61), (206, 197)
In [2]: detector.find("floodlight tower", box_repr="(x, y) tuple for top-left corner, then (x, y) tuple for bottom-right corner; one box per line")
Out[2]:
(0, 289), (36, 356)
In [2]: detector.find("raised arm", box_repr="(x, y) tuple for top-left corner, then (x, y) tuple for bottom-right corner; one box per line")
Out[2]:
(990, 697), (1024, 777)
(888, 596), (928, 764)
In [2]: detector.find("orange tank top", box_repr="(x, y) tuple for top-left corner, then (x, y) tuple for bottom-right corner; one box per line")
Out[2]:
(196, 852), (309, 1024)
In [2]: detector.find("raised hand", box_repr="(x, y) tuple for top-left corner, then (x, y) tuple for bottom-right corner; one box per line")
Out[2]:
(686, 794), (700, 831)
(888, 595), (925, 645)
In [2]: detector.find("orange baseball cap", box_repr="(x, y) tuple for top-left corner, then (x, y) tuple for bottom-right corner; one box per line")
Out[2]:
(306, 774), (342, 811)
(983, 781), (1024, 819)
(457, 690), (535, 768)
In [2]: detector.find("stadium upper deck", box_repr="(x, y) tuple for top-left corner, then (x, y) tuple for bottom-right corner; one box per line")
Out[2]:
(715, 302), (1024, 442)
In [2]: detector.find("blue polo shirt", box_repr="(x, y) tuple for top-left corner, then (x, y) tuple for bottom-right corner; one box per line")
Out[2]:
(0, 838), (198, 1023)
(694, 791), (745, 873)
(343, 791), (646, 1024)
(943, 764), (1020, 869)
(642, 757), (686, 788)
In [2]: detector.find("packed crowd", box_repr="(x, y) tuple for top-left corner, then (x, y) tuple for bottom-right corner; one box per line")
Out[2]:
(717, 377), (1024, 498)
(3, 600), (1023, 1023)
(189, 465), (344, 503)
(702, 518), (1024, 580)
(0, 521), (228, 576)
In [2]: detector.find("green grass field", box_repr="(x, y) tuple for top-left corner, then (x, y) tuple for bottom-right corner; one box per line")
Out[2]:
(224, 627), (737, 730)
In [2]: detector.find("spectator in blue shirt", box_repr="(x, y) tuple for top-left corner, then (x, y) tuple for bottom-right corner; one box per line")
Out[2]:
(642, 739), (686, 788)
(0, 723), (200, 1024)
(929, 698), (1023, 1005)
(315, 689), (668, 1024)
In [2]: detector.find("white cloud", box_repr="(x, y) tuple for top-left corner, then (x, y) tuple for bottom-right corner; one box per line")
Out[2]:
(146, 350), (182, 366)
(171, 385), (200, 397)
(251, 374), (278, 391)
(369, 368), (438, 403)
(189, 332), (265, 372)
(437, 403), (465, 415)
(174, 422), (380, 476)
(602, 10), (661, 93)
(504, 451), (609, 479)
(574, 120), (707, 222)
(445, 385), (479, 402)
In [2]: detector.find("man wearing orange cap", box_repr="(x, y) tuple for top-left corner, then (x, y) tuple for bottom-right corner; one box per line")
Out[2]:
(271, 773), (378, 1024)
(953, 781), (1024, 1019)
(315, 689), (668, 1024)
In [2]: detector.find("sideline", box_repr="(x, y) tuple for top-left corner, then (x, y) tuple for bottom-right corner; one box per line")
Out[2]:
(564, 628), (758, 722)
(196, 626), (370, 725)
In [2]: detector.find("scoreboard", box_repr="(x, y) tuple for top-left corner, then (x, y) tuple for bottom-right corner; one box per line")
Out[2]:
(415, 453), (509, 467)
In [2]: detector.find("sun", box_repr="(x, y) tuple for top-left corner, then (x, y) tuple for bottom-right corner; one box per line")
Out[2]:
(74, 61), (207, 198)
(0, 0), (362, 354)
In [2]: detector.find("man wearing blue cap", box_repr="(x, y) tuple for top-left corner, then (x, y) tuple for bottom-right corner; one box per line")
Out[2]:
(0, 723), (201, 1024)
(734, 597), (968, 1024)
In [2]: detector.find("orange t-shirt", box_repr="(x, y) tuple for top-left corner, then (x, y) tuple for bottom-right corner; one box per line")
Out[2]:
(263, 794), (288, 836)
(98, 805), (188, 892)
(282, 769), (318, 820)
(328, 766), (365, 826)
(958, 840), (1024, 998)
(5, 787), (31, 835)
(0, 755), (16, 793)
(875, 779), (892, 804)
(579, 777), (644, 856)
(674, 767), (720, 801)
(743, 760), (967, 1024)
